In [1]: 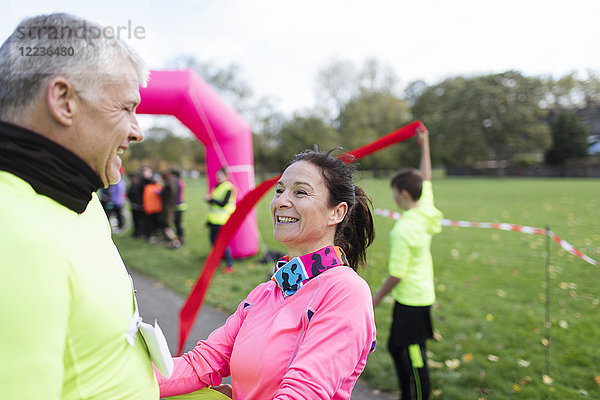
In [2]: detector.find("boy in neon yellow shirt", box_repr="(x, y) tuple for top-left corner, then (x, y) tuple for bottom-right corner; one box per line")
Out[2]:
(373, 128), (442, 400)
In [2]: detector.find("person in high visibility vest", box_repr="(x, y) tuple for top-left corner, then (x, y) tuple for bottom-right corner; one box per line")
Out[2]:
(0, 13), (159, 399)
(372, 128), (443, 400)
(204, 167), (236, 273)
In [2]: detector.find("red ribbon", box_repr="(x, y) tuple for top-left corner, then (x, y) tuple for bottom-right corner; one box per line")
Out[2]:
(177, 120), (425, 355)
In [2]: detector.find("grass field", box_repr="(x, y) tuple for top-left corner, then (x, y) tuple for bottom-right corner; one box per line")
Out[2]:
(115, 174), (600, 399)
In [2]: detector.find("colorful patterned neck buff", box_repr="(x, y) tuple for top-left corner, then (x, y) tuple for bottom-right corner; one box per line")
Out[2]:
(271, 245), (349, 296)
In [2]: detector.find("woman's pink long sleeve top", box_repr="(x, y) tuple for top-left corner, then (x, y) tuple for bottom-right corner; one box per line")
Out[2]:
(157, 266), (376, 399)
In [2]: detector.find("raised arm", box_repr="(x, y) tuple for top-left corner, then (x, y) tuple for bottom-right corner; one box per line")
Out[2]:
(417, 127), (432, 181)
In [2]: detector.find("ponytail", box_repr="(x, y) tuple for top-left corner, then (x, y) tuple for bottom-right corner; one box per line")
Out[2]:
(334, 186), (374, 269)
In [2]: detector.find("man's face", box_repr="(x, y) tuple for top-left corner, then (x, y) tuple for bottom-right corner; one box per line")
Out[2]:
(74, 59), (143, 186)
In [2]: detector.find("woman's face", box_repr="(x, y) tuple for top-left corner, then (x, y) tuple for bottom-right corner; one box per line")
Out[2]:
(270, 161), (346, 257)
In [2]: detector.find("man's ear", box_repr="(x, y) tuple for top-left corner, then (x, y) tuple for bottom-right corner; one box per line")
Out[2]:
(328, 201), (348, 227)
(46, 77), (77, 126)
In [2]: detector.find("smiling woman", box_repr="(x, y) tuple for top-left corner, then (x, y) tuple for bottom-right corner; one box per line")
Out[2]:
(157, 148), (378, 400)
(271, 160), (344, 257)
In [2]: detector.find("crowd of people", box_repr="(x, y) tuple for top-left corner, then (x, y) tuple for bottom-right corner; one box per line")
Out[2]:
(111, 166), (187, 249)
(0, 11), (444, 400)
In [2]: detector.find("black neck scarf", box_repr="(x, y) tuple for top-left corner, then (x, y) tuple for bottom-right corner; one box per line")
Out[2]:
(0, 120), (103, 214)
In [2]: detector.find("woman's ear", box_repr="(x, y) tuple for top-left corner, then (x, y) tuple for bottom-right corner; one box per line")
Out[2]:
(328, 202), (348, 227)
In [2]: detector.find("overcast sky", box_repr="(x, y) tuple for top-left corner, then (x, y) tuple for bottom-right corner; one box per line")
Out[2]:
(2, 0), (600, 117)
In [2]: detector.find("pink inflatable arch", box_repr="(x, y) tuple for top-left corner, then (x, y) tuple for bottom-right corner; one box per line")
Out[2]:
(136, 69), (257, 257)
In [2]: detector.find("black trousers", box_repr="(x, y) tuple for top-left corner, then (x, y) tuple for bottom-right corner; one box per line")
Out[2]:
(388, 302), (433, 400)
(388, 341), (431, 400)
(174, 210), (185, 240)
(208, 224), (233, 267)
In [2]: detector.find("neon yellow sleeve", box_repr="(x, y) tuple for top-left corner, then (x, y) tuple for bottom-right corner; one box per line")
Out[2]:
(0, 211), (71, 399)
(388, 223), (410, 279)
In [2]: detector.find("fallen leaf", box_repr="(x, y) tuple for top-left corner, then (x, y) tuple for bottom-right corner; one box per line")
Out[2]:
(486, 314), (494, 322)
(518, 359), (530, 367)
(520, 376), (533, 385)
(496, 289), (506, 298)
(428, 360), (443, 369)
(543, 375), (554, 385)
(153, 281), (165, 289)
(542, 338), (549, 347)
(487, 354), (499, 362)
(559, 320), (569, 329)
(445, 359), (461, 370)
(451, 249), (460, 260)
(595, 376), (600, 386)
(462, 353), (474, 362)
(512, 383), (521, 392)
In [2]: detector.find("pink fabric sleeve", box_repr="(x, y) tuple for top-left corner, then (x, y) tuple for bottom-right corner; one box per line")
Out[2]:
(273, 274), (376, 399)
(156, 300), (249, 397)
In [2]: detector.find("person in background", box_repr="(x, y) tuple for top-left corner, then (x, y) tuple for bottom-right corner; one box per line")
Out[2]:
(139, 166), (153, 237)
(0, 12), (159, 399)
(372, 128), (443, 400)
(128, 172), (145, 238)
(172, 169), (187, 245)
(160, 170), (181, 249)
(107, 170), (127, 233)
(204, 167), (236, 273)
(143, 173), (163, 243)
(157, 148), (377, 399)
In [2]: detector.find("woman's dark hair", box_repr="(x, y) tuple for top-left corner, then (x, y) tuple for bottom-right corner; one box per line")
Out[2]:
(290, 147), (375, 269)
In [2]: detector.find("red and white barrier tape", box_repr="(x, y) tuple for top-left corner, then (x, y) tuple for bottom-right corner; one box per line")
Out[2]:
(374, 208), (598, 266)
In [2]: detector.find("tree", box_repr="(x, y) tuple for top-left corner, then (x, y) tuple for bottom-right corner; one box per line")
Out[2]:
(168, 55), (254, 115)
(126, 127), (205, 172)
(411, 71), (551, 169)
(542, 70), (600, 110)
(251, 97), (286, 177)
(277, 115), (338, 166)
(544, 111), (589, 165)
(337, 91), (412, 173)
(314, 58), (359, 123)
(314, 57), (400, 125)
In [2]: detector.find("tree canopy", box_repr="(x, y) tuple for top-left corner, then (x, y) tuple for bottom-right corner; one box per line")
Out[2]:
(131, 56), (598, 176)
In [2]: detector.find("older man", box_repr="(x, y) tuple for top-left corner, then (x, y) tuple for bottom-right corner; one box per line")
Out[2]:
(0, 13), (159, 399)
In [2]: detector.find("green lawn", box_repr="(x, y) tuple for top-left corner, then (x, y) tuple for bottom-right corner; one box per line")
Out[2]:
(115, 175), (600, 399)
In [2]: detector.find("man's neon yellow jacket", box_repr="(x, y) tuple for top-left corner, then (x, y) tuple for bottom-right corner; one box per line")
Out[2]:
(0, 171), (159, 399)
